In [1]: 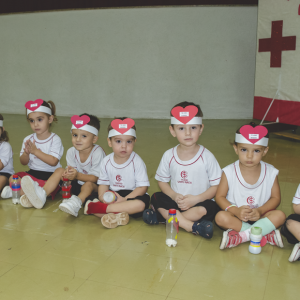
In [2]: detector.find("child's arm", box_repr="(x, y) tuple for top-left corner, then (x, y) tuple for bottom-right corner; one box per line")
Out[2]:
(0, 160), (4, 170)
(98, 184), (110, 202)
(248, 176), (281, 221)
(293, 204), (300, 214)
(20, 152), (30, 165)
(215, 172), (252, 221)
(115, 186), (148, 203)
(158, 181), (184, 203)
(27, 140), (58, 166)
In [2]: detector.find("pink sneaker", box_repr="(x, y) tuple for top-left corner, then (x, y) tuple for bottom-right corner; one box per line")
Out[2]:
(220, 229), (243, 250)
(264, 230), (284, 248)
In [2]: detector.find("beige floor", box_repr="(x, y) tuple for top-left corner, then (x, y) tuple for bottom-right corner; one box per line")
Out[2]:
(0, 115), (300, 300)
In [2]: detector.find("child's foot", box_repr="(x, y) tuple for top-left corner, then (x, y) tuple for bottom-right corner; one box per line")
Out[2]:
(143, 209), (159, 225)
(59, 195), (82, 217)
(101, 212), (129, 229)
(264, 230), (284, 248)
(192, 220), (213, 239)
(20, 195), (34, 208)
(1, 186), (12, 199)
(84, 199), (100, 215)
(220, 229), (249, 249)
(21, 176), (46, 209)
(288, 243), (300, 262)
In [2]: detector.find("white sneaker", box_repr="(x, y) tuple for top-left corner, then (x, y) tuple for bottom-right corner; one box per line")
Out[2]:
(59, 195), (82, 217)
(20, 195), (34, 208)
(83, 198), (100, 215)
(1, 186), (12, 199)
(288, 243), (300, 262)
(21, 176), (46, 209)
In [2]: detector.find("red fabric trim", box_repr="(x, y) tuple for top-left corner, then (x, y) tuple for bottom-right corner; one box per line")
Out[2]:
(173, 147), (204, 166)
(253, 96), (300, 126)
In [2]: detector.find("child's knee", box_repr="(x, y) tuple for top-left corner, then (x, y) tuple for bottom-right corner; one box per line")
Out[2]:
(82, 181), (93, 190)
(286, 219), (300, 231)
(215, 211), (230, 226)
(273, 210), (286, 225)
(135, 200), (146, 212)
(197, 206), (207, 216)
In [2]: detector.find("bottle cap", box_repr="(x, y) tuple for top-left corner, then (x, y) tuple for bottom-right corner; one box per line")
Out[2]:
(13, 175), (18, 179)
(169, 209), (176, 215)
(251, 226), (262, 235)
(63, 178), (69, 181)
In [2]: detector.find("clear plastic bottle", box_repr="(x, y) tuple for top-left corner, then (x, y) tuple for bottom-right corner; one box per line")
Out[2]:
(103, 191), (117, 203)
(249, 227), (262, 254)
(11, 175), (21, 204)
(166, 209), (179, 247)
(61, 178), (72, 199)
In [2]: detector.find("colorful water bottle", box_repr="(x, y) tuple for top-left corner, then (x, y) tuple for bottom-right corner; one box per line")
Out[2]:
(11, 175), (21, 204)
(249, 227), (262, 254)
(61, 178), (72, 199)
(166, 209), (179, 247)
(103, 191), (117, 203)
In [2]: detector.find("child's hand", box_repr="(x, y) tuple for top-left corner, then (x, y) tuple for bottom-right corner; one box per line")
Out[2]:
(114, 192), (126, 203)
(23, 140), (30, 154)
(27, 140), (38, 155)
(177, 194), (196, 211)
(173, 193), (184, 204)
(247, 208), (261, 222)
(236, 205), (252, 222)
(64, 166), (77, 181)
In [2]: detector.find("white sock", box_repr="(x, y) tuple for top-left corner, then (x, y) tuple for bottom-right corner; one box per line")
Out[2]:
(239, 228), (250, 243)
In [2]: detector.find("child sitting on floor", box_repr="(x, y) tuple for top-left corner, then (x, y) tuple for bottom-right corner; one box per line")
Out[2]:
(215, 123), (286, 249)
(143, 101), (222, 239)
(84, 117), (150, 229)
(21, 114), (105, 216)
(281, 184), (300, 262)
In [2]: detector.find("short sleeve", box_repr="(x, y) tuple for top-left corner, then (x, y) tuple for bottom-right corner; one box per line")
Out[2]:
(134, 155), (150, 187)
(0, 143), (12, 166)
(292, 184), (300, 205)
(66, 148), (76, 168)
(155, 151), (171, 182)
(89, 147), (106, 177)
(203, 149), (222, 186)
(97, 158), (110, 185)
(50, 135), (64, 160)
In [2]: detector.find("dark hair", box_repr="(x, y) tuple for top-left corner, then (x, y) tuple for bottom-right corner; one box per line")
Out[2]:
(26, 100), (58, 125)
(233, 122), (269, 146)
(170, 101), (203, 128)
(0, 114), (9, 142)
(108, 117), (136, 138)
(79, 113), (100, 131)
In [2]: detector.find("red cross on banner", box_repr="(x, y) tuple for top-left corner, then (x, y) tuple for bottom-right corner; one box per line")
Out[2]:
(258, 20), (296, 68)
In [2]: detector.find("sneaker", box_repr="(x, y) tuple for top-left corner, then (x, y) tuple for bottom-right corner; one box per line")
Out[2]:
(101, 212), (129, 229)
(59, 195), (82, 217)
(21, 176), (46, 209)
(83, 198), (99, 215)
(1, 186), (12, 199)
(265, 230), (284, 248)
(288, 243), (300, 262)
(20, 195), (34, 208)
(220, 229), (243, 250)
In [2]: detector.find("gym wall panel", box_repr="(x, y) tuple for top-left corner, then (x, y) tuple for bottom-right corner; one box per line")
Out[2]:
(0, 6), (257, 119)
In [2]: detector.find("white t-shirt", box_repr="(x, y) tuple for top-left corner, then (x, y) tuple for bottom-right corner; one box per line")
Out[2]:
(20, 133), (64, 172)
(223, 160), (279, 208)
(155, 145), (221, 196)
(98, 151), (150, 191)
(292, 184), (300, 205)
(66, 145), (106, 185)
(0, 141), (14, 175)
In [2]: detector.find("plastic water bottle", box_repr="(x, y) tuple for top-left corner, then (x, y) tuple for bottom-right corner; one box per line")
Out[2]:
(61, 178), (72, 199)
(166, 209), (179, 247)
(249, 227), (262, 254)
(103, 191), (117, 203)
(11, 175), (21, 204)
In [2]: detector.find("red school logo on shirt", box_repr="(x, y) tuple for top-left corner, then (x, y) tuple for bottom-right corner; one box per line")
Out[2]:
(177, 170), (192, 184)
(114, 174), (125, 188)
(247, 196), (258, 209)
(116, 175), (122, 182)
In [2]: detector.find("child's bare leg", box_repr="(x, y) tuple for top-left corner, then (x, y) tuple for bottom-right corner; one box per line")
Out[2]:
(286, 220), (300, 242)
(263, 210), (286, 228)
(215, 211), (242, 231)
(93, 200), (145, 219)
(43, 168), (65, 195)
(181, 206), (207, 222)
(0, 176), (8, 193)
(77, 182), (98, 204)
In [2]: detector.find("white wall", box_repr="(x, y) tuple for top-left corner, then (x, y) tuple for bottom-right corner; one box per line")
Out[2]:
(0, 6), (257, 119)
